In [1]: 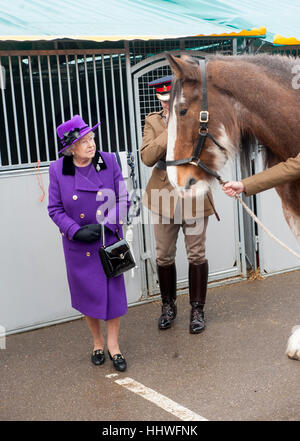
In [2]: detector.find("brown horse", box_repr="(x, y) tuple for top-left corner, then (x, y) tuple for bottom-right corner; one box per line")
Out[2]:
(165, 53), (300, 243)
(165, 52), (300, 360)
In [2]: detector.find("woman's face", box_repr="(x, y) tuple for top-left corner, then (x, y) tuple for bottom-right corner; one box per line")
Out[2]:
(71, 132), (96, 160)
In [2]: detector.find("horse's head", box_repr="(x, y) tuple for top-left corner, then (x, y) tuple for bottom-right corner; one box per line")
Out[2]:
(165, 53), (239, 194)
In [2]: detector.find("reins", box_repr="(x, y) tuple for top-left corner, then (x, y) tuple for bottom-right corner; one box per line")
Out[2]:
(165, 58), (300, 260)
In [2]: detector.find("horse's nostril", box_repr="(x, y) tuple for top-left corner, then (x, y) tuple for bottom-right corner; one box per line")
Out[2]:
(185, 177), (197, 190)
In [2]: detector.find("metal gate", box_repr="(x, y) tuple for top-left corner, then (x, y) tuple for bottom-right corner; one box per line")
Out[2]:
(131, 51), (247, 296)
(0, 49), (134, 168)
(0, 48), (145, 334)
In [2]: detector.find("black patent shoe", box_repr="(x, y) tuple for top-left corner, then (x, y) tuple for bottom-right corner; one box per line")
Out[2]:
(108, 351), (127, 372)
(158, 302), (177, 330)
(91, 349), (105, 365)
(189, 304), (205, 334)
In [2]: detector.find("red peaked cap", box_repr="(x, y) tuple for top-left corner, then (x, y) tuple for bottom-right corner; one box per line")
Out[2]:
(148, 75), (173, 101)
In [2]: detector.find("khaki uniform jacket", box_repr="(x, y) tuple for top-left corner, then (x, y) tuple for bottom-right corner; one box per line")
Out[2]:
(140, 110), (216, 219)
(242, 152), (300, 196)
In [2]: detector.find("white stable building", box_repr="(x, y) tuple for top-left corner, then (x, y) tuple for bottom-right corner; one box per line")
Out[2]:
(1, 1), (300, 335)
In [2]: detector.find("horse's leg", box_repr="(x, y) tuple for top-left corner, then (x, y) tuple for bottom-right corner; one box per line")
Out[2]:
(275, 180), (300, 247)
(286, 326), (300, 360)
(274, 182), (300, 361)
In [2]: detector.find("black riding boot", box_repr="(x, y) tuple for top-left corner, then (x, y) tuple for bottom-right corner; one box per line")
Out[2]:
(157, 263), (177, 330)
(189, 260), (208, 334)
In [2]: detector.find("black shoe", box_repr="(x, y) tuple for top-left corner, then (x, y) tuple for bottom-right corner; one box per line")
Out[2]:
(158, 302), (177, 330)
(91, 349), (105, 365)
(189, 303), (205, 334)
(108, 351), (127, 372)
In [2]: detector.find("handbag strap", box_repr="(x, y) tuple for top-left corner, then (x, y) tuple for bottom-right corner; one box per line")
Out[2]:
(100, 224), (121, 248)
(101, 223), (106, 248)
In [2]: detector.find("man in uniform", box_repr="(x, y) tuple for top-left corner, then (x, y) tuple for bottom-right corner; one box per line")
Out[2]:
(140, 75), (217, 334)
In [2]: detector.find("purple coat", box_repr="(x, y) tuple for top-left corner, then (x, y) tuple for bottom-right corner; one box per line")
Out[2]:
(48, 151), (129, 320)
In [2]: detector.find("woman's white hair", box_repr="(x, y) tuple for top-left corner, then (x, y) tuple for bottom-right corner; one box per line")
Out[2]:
(62, 131), (96, 156)
(62, 146), (74, 156)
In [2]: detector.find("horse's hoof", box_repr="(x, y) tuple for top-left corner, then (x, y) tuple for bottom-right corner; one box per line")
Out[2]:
(286, 325), (300, 360)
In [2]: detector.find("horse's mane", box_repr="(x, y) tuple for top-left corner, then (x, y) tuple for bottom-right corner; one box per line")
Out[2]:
(214, 53), (299, 90)
(169, 54), (300, 114)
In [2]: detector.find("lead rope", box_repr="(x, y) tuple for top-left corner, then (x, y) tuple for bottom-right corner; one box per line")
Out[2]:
(217, 177), (300, 260)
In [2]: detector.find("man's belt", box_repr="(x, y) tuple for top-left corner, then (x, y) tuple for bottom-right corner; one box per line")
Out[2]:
(156, 160), (166, 170)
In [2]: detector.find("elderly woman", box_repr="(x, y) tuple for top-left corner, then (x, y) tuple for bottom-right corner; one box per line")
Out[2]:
(48, 115), (129, 371)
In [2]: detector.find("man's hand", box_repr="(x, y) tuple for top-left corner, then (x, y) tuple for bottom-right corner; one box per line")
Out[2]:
(222, 181), (245, 198)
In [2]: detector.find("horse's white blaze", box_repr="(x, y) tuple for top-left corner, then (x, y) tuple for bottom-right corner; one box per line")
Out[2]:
(179, 90), (186, 104)
(167, 96), (179, 188)
(286, 326), (300, 360)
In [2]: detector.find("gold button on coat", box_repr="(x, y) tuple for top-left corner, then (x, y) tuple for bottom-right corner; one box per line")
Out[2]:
(73, 195), (78, 200)
(86, 252), (91, 257)
(80, 213), (85, 219)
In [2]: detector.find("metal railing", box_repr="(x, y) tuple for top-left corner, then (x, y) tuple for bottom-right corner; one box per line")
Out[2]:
(0, 49), (130, 171)
(0, 37), (274, 172)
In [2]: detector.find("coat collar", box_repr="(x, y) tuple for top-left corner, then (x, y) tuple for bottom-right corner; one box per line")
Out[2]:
(62, 150), (107, 176)
(74, 166), (103, 191)
(62, 151), (107, 191)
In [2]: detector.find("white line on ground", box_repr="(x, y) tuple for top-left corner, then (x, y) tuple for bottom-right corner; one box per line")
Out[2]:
(106, 375), (208, 421)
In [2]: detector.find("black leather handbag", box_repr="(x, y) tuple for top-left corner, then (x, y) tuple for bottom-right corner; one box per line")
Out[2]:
(98, 224), (135, 278)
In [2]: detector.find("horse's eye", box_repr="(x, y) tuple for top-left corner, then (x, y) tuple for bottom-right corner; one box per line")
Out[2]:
(179, 108), (188, 116)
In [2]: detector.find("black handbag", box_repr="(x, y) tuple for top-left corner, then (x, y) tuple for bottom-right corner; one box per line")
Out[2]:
(98, 224), (136, 278)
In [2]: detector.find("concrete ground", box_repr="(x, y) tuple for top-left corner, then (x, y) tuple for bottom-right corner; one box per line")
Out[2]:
(1, 270), (300, 421)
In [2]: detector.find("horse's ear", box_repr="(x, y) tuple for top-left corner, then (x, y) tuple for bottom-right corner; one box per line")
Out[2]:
(165, 52), (185, 78)
(165, 52), (200, 81)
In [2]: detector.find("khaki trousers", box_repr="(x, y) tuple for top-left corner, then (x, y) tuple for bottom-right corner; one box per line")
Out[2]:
(153, 214), (209, 267)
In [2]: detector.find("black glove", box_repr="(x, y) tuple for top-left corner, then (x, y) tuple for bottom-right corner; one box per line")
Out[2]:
(73, 224), (102, 243)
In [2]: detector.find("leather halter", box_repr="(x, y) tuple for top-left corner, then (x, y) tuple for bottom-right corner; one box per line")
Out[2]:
(165, 59), (223, 182)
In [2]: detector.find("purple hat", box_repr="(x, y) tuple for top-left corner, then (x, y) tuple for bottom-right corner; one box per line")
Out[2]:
(57, 115), (100, 154)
